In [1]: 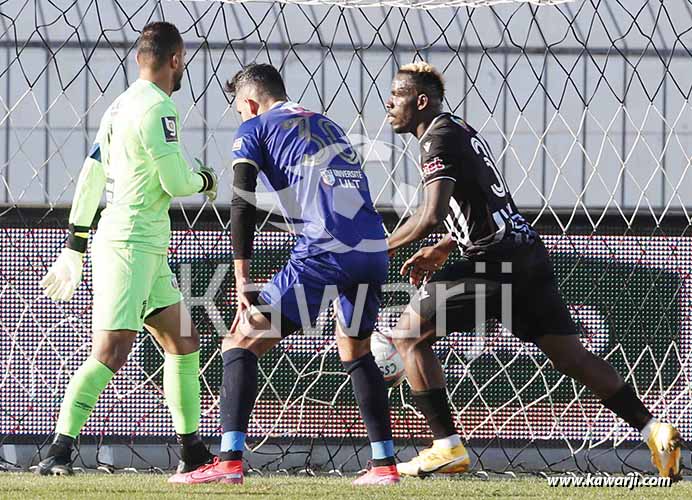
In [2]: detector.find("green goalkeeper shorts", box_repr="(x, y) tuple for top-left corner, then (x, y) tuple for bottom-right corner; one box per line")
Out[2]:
(91, 243), (183, 332)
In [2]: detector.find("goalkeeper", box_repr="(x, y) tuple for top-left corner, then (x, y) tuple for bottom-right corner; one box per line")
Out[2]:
(36, 22), (217, 476)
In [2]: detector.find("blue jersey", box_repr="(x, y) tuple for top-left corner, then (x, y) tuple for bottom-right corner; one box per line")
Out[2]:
(231, 101), (386, 258)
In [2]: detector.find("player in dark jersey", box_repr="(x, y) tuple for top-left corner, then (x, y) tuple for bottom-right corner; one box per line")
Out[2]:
(170, 64), (398, 486)
(384, 62), (681, 479)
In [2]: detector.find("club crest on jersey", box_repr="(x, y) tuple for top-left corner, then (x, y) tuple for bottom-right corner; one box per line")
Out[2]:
(232, 137), (244, 151)
(422, 157), (445, 176)
(321, 169), (336, 186)
(161, 116), (178, 143)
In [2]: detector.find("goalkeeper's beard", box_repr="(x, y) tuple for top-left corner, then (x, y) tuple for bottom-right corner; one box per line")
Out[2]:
(172, 70), (184, 92)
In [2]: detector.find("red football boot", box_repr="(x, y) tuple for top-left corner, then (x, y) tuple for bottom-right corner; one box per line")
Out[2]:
(168, 457), (243, 484)
(352, 464), (400, 485)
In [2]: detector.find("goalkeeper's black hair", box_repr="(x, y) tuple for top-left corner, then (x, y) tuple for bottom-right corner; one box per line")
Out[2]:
(136, 22), (183, 70)
(225, 63), (288, 100)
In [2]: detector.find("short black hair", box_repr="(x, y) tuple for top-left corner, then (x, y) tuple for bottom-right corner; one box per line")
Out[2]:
(137, 22), (183, 70)
(397, 62), (445, 102)
(225, 63), (287, 100)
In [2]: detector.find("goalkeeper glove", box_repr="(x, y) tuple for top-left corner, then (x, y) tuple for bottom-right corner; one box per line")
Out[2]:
(40, 247), (84, 301)
(195, 158), (218, 202)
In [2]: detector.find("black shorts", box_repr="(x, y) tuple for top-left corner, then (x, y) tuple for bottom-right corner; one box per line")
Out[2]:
(409, 238), (577, 342)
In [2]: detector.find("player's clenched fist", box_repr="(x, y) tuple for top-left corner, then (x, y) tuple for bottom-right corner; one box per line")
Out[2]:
(40, 248), (84, 301)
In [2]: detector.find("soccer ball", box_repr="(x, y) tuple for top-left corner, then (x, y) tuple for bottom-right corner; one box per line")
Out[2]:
(371, 328), (406, 388)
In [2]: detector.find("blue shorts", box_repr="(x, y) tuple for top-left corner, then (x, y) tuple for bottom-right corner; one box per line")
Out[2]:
(257, 250), (388, 339)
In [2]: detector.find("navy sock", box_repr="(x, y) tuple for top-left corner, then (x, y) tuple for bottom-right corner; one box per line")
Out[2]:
(177, 431), (202, 448)
(342, 352), (394, 465)
(411, 388), (457, 440)
(601, 383), (653, 431)
(220, 348), (258, 461)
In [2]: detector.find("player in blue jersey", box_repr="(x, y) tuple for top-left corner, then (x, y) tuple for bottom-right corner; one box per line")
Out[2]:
(169, 64), (399, 486)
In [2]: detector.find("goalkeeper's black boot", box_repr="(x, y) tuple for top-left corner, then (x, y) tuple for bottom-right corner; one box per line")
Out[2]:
(176, 439), (215, 474)
(36, 443), (74, 476)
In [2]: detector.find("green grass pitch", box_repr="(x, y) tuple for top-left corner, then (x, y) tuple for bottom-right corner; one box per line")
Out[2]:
(0, 473), (689, 499)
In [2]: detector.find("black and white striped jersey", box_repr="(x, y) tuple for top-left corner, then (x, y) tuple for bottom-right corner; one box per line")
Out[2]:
(418, 113), (537, 258)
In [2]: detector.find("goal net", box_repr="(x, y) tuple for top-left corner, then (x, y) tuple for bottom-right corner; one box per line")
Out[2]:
(1, 0), (690, 476)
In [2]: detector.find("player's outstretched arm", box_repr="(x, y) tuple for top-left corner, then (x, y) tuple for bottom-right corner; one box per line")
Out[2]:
(40, 151), (106, 301)
(155, 152), (216, 198)
(140, 102), (216, 199)
(387, 178), (455, 254)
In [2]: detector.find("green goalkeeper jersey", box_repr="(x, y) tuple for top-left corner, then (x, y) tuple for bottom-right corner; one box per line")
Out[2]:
(68, 79), (205, 255)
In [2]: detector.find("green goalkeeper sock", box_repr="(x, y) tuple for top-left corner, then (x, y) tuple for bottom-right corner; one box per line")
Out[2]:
(163, 350), (200, 435)
(55, 357), (115, 438)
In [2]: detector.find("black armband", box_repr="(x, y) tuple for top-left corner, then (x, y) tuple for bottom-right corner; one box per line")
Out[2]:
(231, 162), (258, 259)
(198, 170), (215, 192)
(66, 224), (89, 253)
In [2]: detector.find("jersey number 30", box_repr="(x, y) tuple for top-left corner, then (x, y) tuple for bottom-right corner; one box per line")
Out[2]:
(283, 114), (359, 167)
